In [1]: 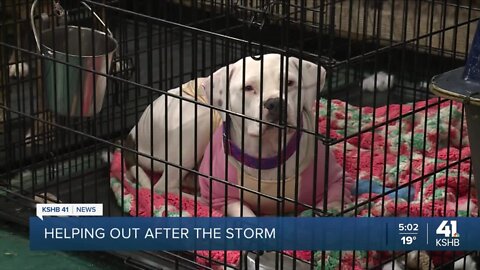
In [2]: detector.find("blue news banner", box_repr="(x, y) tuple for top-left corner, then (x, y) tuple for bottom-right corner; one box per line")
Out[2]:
(30, 217), (479, 251)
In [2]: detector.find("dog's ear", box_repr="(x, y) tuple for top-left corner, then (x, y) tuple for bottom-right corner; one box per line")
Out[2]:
(202, 64), (235, 121)
(290, 57), (326, 111)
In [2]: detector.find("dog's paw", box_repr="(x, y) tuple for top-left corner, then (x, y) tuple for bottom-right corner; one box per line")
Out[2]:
(8, 62), (29, 78)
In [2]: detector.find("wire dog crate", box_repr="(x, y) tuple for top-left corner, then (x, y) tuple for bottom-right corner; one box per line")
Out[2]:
(1, 0), (479, 269)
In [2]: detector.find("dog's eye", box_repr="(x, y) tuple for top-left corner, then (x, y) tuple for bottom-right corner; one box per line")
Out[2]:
(244, 85), (254, 92)
(287, 80), (295, 86)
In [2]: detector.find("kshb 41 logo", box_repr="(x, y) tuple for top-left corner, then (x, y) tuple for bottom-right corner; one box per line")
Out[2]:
(435, 220), (460, 247)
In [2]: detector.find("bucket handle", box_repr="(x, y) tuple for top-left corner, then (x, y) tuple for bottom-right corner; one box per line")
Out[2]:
(79, 1), (114, 37)
(31, 0), (114, 52)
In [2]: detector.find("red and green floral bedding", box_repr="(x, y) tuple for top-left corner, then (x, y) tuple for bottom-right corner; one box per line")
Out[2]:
(109, 97), (477, 269)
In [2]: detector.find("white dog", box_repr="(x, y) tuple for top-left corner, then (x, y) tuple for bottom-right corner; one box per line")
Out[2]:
(197, 54), (354, 217)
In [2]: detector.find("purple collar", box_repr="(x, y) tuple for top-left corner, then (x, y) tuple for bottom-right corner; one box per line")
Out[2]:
(222, 117), (303, 170)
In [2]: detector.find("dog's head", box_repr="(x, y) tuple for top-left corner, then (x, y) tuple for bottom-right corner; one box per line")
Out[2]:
(204, 54), (326, 136)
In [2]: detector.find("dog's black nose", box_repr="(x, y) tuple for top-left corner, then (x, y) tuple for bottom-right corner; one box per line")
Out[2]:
(264, 97), (281, 112)
(264, 97), (283, 121)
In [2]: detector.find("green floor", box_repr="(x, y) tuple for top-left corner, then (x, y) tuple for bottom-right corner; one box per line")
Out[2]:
(0, 222), (131, 270)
